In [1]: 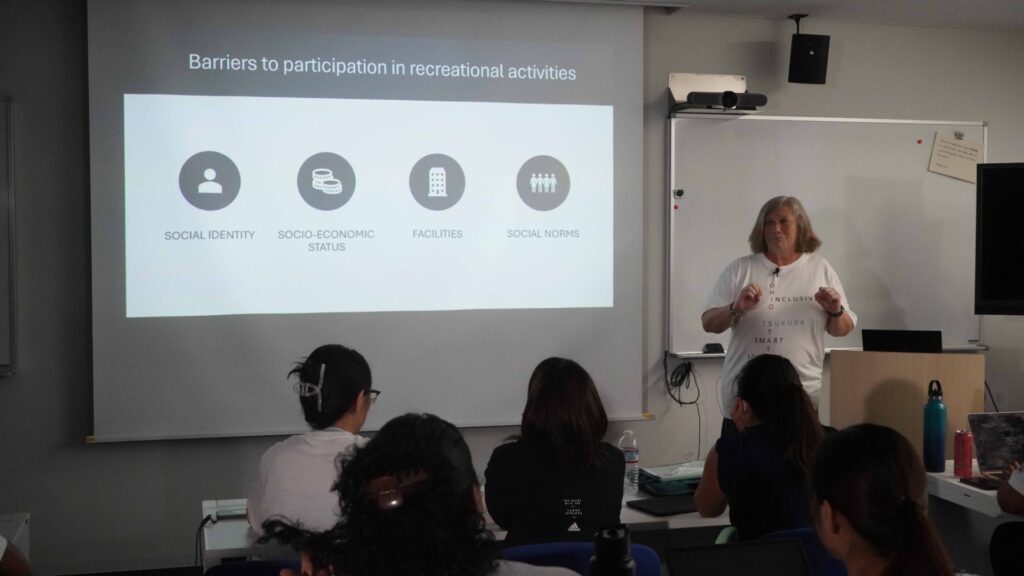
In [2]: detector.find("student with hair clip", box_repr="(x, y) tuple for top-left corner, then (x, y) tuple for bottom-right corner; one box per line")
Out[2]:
(247, 343), (380, 532)
(695, 354), (823, 539)
(484, 357), (625, 546)
(263, 413), (574, 576)
(812, 424), (955, 576)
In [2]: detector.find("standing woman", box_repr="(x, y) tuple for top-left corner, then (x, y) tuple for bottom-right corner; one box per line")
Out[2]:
(812, 424), (954, 576)
(695, 354), (823, 540)
(484, 357), (625, 546)
(702, 196), (856, 434)
(248, 344), (379, 532)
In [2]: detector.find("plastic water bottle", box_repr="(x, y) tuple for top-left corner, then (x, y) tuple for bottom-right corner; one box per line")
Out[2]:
(924, 379), (947, 473)
(617, 430), (640, 496)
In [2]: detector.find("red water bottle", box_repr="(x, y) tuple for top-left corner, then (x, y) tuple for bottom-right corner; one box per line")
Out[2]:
(954, 430), (973, 478)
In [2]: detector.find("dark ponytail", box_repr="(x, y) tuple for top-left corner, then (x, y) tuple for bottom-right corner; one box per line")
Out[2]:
(735, 354), (822, 479)
(812, 424), (954, 576)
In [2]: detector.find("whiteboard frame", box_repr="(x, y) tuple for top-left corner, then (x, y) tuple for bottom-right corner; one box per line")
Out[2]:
(666, 113), (987, 356)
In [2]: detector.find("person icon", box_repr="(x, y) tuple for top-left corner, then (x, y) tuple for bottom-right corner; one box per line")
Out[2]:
(550, 174), (558, 194)
(198, 168), (223, 194)
(530, 173), (539, 193)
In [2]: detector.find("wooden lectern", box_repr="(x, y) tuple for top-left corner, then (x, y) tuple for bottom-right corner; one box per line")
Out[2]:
(829, 350), (984, 457)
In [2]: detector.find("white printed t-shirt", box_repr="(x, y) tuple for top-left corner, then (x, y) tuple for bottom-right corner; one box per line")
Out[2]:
(248, 428), (367, 532)
(706, 252), (856, 412)
(1008, 468), (1024, 496)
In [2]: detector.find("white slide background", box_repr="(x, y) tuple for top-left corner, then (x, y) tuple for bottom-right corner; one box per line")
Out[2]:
(125, 95), (613, 317)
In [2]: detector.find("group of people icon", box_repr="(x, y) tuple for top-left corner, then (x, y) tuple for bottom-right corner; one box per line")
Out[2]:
(529, 173), (559, 194)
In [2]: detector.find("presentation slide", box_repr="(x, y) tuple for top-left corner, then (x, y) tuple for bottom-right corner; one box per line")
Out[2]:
(124, 95), (613, 317)
(88, 0), (644, 440)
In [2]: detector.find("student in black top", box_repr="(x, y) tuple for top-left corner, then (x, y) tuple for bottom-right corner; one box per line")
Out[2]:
(695, 354), (823, 540)
(812, 424), (954, 576)
(484, 357), (625, 546)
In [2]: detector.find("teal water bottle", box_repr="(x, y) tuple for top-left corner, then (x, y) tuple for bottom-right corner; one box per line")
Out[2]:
(923, 379), (947, 473)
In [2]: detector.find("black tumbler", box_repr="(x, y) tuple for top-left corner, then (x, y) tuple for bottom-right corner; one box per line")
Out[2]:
(591, 524), (635, 576)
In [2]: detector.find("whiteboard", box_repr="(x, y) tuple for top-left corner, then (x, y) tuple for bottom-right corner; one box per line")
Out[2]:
(667, 114), (985, 355)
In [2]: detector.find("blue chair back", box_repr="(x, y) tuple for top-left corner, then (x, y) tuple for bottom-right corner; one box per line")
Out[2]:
(502, 541), (660, 576)
(760, 527), (847, 576)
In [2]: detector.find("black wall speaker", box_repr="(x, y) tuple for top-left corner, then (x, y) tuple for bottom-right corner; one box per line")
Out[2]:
(789, 33), (830, 84)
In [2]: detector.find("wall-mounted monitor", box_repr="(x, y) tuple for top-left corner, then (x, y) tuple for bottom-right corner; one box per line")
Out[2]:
(975, 163), (1024, 315)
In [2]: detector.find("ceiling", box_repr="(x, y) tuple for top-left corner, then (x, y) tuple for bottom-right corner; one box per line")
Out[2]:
(553, 0), (1024, 31)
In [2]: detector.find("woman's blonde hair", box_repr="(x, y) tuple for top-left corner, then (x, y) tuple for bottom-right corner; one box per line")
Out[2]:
(747, 196), (821, 254)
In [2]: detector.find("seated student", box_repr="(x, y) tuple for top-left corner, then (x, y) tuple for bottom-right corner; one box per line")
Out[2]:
(991, 461), (1024, 576)
(484, 357), (625, 545)
(248, 344), (378, 532)
(812, 424), (954, 576)
(695, 354), (823, 540)
(0, 533), (31, 576)
(263, 413), (575, 576)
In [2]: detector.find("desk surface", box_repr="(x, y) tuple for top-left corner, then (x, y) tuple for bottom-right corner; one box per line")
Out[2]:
(0, 513), (30, 559)
(926, 459), (1014, 519)
(203, 496), (729, 569)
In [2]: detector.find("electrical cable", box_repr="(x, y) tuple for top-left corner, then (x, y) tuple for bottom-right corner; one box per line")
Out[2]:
(985, 380), (1000, 412)
(196, 514), (215, 571)
(663, 351), (702, 458)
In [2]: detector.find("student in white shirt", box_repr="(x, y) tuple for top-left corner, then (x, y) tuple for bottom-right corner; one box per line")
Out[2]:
(263, 413), (576, 576)
(247, 344), (379, 532)
(991, 461), (1024, 576)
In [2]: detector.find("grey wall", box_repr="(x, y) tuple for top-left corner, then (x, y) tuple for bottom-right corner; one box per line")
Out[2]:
(1, 1), (1023, 573)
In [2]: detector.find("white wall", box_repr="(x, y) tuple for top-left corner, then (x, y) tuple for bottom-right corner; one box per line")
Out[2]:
(631, 9), (1024, 469)
(1, 2), (1024, 574)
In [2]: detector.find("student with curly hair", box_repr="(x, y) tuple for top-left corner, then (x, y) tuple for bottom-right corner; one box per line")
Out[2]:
(812, 424), (955, 576)
(263, 413), (574, 576)
(248, 344), (378, 532)
(484, 357), (624, 545)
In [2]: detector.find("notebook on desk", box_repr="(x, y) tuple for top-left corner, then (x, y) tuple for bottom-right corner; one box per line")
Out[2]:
(962, 412), (1024, 490)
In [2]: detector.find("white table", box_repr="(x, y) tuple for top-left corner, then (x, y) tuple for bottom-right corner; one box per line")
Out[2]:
(202, 496), (729, 571)
(0, 513), (29, 560)
(926, 460), (1008, 518)
(926, 460), (1021, 576)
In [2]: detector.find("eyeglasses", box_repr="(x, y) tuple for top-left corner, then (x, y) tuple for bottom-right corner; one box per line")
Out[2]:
(367, 389), (381, 404)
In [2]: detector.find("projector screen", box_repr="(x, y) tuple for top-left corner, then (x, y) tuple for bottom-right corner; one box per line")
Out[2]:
(88, 0), (644, 440)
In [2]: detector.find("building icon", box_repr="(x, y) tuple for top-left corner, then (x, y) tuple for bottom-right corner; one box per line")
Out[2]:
(428, 167), (447, 197)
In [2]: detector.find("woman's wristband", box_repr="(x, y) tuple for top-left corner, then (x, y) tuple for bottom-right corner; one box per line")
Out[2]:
(728, 302), (745, 319)
(826, 305), (845, 318)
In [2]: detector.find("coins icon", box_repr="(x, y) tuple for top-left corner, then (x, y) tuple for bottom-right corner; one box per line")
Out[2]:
(297, 153), (356, 210)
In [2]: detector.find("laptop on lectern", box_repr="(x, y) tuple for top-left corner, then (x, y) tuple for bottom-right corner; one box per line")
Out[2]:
(861, 329), (942, 353)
